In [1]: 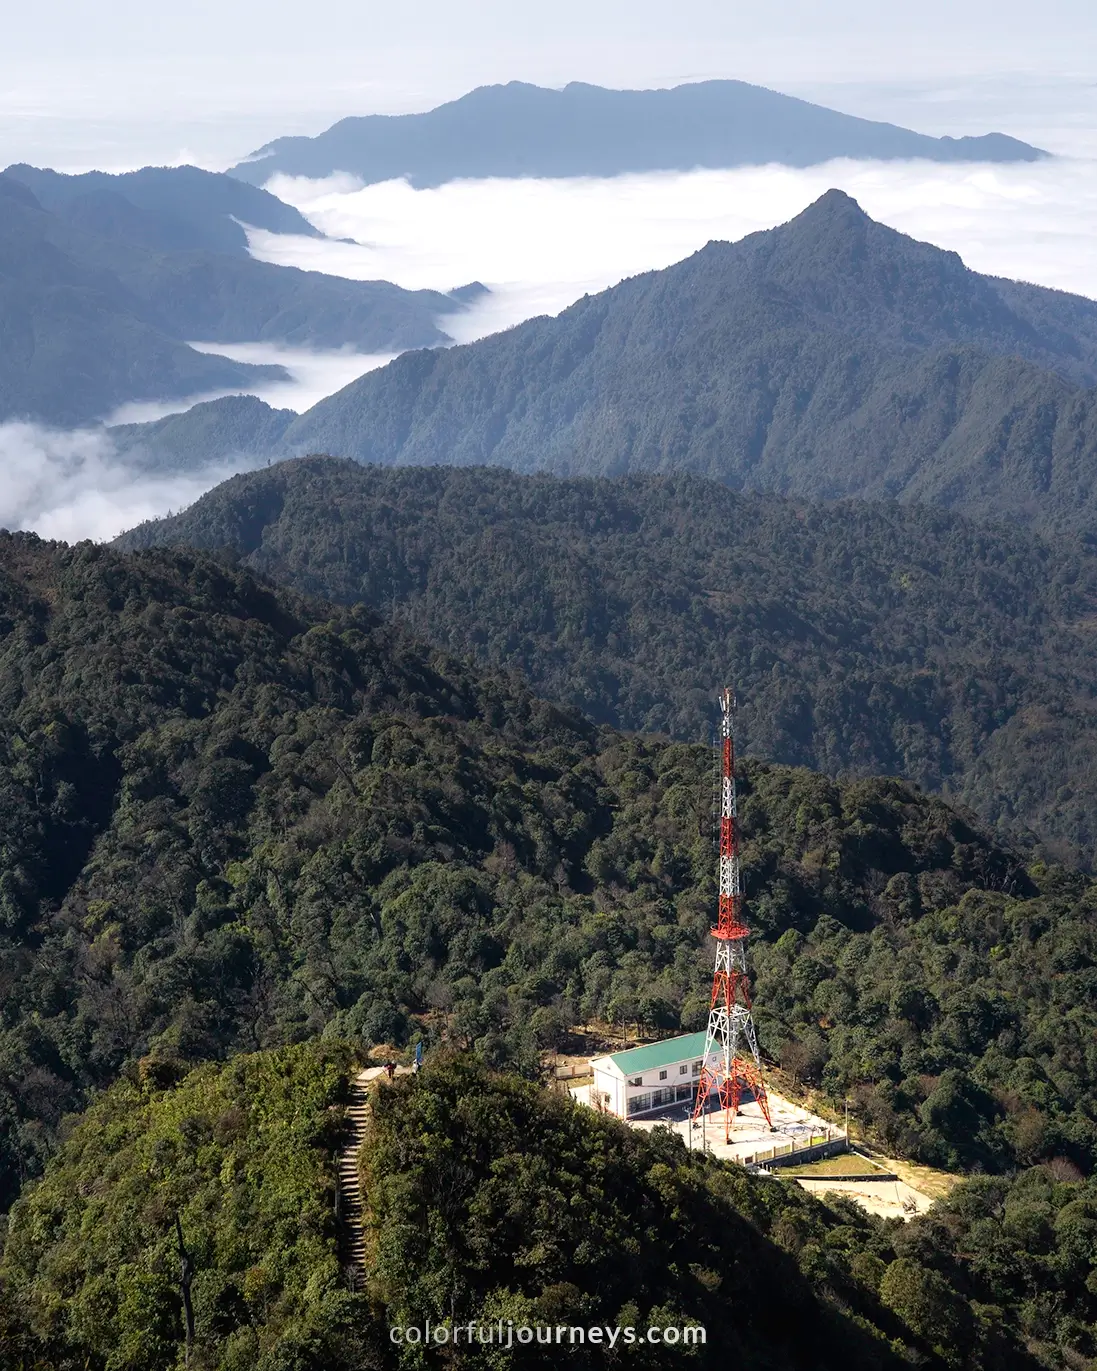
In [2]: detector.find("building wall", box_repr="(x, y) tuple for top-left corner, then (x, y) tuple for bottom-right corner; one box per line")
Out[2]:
(589, 1066), (616, 1115)
(592, 1054), (705, 1119)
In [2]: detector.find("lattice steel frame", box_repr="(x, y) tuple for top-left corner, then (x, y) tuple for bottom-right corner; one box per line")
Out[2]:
(691, 688), (773, 1143)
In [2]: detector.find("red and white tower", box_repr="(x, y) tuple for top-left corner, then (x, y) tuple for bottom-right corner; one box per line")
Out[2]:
(691, 688), (773, 1144)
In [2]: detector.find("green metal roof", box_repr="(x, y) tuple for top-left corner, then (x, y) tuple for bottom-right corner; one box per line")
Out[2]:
(603, 1031), (708, 1076)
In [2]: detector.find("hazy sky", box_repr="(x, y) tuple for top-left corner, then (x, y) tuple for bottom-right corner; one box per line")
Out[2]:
(2, 0), (1095, 169)
(5, 0), (1094, 72)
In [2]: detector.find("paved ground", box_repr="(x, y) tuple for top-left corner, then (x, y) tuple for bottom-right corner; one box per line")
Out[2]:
(570, 1082), (841, 1163)
(569, 1082), (936, 1218)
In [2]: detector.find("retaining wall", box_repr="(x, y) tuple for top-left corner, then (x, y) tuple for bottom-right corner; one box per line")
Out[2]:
(743, 1134), (850, 1170)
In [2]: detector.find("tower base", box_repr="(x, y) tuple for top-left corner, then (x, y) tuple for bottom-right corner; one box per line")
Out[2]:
(692, 1055), (773, 1143)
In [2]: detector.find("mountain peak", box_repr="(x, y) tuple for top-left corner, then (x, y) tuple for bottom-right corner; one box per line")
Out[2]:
(797, 188), (868, 221)
(760, 186), (966, 285)
(778, 189), (876, 247)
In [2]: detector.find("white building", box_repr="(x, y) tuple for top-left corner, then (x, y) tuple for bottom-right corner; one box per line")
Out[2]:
(588, 1031), (707, 1120)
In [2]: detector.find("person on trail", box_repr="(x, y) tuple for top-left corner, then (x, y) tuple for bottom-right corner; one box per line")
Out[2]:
(384, 1061), (395, 1081)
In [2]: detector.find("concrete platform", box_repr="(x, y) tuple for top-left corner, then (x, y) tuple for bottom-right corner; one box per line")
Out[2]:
(570, 1081), (841, 1165)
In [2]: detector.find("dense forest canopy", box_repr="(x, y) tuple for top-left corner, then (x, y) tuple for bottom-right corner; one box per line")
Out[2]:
(120, 458), (1097, 860)
(4, 48), (1097, 1371)
(0, 1042), (361, 1371)
(1, 532), (1097, 1217)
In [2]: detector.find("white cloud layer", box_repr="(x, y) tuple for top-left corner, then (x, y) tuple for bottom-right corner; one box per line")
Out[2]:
(0, 348), (397, 542)
(254, 156), (1097, 349)
(0, 422), (254, 543)
(104, 342), (397, 426)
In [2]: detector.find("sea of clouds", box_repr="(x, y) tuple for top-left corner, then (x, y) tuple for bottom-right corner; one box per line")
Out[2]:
(254, 155), (1097, 339)
(5, 144), (1097, 542)
(4, 346), (399, 543)
(106, 342), (397, 425)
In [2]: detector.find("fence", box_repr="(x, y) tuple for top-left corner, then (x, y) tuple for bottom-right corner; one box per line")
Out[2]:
(554, 1062), (592, 1081)
(740, 1130), (849, 1170)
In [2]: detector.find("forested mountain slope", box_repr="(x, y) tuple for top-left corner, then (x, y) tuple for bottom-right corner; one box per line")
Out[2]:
(126, 190), (1097, 531)
(3, 531), (1097, 1216)
(8, 1048), (1096, 1371)
(0, 176), (281, 425)
(275, 191), (1097, 530)
(119, 458), (1097, 857)
(0, 172), (466, 424)
(111, 395), (299, 470)
(231, 78), (1045, 186)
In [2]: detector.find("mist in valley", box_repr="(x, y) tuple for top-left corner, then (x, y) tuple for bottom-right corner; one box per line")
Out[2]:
(3, 3), (1096, 544)
(0, 422), (258, 543)
(104, 343), (397, 426)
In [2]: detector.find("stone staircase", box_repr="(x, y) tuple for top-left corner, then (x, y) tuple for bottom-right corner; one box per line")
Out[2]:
(336, 1069), (374, 1289)
(336, 1066), (410, 1289)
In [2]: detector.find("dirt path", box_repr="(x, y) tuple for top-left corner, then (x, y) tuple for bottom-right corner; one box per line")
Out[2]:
(794, 1174), (938, 1218)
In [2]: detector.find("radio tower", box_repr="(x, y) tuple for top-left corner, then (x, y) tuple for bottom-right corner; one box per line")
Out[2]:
(691, 688), (773, 1144)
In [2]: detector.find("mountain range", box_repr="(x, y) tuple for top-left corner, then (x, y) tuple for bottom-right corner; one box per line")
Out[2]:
(0, 167), (475, 426)
(9, 75), (1097, 1371)
(230, 79), (1047, 187)
(3, 163), (322, 256)
(114, 190), (1097, 534)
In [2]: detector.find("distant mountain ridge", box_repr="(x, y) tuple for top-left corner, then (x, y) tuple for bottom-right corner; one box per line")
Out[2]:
(0, 169), (475, 426)
(114, 190), (1097, 533)
(109, 395), (297, 470)
(3, 164), (322, 257)
(0, 175), (281, 426)
(230, 79), (1047, 187)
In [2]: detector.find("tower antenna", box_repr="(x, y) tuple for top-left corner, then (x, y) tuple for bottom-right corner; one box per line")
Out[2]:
(691, 688), (773, 1144)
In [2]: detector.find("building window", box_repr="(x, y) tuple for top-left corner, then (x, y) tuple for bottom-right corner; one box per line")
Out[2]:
(692, 1061), (702, 1075)
(628, 1077), (642, 1087)
(679, 1064), (689, 1075)
(627, 1093), (652, 1116)
(659, 1070), (667, 1081)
